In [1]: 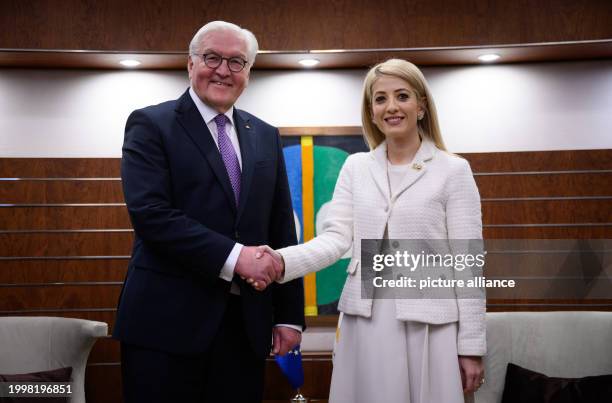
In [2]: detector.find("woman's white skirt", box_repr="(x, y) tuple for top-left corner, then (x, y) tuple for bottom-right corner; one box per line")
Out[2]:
(329, 298), (465, 403)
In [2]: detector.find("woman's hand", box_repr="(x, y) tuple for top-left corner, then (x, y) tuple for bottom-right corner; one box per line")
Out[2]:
(458, 355), (485, 394)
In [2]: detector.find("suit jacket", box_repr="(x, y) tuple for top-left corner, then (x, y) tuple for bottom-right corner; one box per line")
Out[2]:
(113, 89), (305, 358)
(279, 139), (486, 356)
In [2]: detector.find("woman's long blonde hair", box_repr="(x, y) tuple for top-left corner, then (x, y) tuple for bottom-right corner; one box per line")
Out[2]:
(361, 59), (446, 151)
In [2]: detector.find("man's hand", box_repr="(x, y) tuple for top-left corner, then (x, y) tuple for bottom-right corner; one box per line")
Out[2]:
(459, 355), (485, 394)
(234, 246), (282, 290)
(272, 326), (302, 356)
(253, 245), (284, 289)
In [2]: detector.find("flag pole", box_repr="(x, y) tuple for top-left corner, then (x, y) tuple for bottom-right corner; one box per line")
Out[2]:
(290, 390), (307, 402)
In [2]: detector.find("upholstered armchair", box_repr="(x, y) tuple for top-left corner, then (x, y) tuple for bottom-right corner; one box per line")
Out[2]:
(0, 316), (108, 403)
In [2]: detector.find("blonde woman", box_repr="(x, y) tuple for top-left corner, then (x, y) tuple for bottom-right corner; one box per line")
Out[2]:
(257, 59), (485, 403)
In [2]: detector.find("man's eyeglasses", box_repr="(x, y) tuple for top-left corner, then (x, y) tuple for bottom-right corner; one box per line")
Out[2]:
(195, 53), (248, 73)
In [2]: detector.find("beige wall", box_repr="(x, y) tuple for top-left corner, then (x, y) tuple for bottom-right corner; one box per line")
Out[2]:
(0, 60), (611, 157)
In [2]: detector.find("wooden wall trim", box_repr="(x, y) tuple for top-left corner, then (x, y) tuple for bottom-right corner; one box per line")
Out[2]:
(1, 1), (610, 52)
(279, 126), (362, 136)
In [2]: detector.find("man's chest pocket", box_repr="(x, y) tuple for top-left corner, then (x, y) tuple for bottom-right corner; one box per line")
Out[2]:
(250, 159), (277, 192)
(254, 159), (274, 168)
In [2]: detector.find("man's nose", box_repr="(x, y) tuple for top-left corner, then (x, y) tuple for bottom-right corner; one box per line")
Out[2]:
(214, 59), (231, 76)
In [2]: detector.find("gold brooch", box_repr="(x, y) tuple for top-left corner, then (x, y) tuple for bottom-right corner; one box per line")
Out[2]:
(412, 163), (423, 170)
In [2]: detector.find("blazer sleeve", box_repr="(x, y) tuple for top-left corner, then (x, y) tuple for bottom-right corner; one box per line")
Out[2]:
(268, 129), (305, 327)
(445, 158), (487, 356)
(277, 155), (355, 283)
(121, 109), (235, 281)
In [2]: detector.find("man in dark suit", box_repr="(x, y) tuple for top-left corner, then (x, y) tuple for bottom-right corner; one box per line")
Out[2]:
(113, 20), (305, 403)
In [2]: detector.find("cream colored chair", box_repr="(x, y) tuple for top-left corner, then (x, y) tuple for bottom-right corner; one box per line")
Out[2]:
(474, 311), (612, 403)
(0, 316), (108, 403)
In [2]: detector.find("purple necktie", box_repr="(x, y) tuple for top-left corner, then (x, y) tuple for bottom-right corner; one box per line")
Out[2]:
(213, 114), (241, 205)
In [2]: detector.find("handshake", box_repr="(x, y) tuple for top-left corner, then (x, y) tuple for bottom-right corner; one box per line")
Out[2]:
(234, 245), (284, 291)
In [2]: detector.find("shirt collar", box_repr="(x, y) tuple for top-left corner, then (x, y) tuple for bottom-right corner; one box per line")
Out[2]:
(188, 87), (234, 127)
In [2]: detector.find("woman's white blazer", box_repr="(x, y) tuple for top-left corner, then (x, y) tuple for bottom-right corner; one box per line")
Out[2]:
(279, 139), (486, 356)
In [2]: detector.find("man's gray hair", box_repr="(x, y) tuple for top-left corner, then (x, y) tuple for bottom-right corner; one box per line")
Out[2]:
(189, 21), (259, 68)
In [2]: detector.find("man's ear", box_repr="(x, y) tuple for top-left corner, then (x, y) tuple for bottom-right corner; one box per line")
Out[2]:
(187, 56), (194, 80)
(244, 67), (251, 87)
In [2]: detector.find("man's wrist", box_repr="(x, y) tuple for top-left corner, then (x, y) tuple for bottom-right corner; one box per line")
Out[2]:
(275, 324), (302, 333)
(219, 243), (243, 281)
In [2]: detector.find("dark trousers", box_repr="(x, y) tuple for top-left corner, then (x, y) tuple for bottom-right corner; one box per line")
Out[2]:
(121, 296), (266, 403)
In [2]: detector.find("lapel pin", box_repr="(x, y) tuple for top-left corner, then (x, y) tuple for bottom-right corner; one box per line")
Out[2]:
(245, 124), (251, 129)
(412, 163), (423, 170)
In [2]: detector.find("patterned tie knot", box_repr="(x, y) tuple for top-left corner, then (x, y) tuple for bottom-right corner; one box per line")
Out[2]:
(214, 113), (229, 128)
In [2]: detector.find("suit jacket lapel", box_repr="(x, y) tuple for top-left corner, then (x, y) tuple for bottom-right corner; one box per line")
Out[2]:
(175, 90), (237, 212)
(234, 109), (255, 224)
(368, 142), (391, 202)
(393, 138), (436, 200)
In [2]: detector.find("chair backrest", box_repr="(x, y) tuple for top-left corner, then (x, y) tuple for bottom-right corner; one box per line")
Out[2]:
(474, 311), (612, 403)
(0, 316), (108, 403)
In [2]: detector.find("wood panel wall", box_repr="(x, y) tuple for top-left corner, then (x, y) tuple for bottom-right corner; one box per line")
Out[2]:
(1, 147), (610, 402)
(1, 0), (610, 52)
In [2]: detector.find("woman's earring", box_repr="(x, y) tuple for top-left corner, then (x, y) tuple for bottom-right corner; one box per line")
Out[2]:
(417, 112), (424, 120)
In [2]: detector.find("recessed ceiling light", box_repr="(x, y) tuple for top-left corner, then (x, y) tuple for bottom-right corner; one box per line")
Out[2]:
(119, 59), (141, 67)
(298, 58), (320, 67)
(478, 54), (500, 62)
